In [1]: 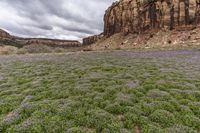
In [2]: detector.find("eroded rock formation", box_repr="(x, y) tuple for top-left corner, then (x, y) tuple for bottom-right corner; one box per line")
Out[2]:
(15, 38), (81, 48)
(0, 29), (81, 48)
(83, 34), (104, 45)
(104, 0), (200, 36)
(0, 29), (12, 39)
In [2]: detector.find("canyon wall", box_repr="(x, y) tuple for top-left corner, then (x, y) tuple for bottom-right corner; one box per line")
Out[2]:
(15, 38), (81, 48)
(82, 34), (104, 45)
(104, 0), (200, 36)
(0, 29), (81, 48)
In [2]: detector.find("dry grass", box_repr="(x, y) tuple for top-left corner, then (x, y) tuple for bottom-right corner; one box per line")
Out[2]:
(0, 46), (18, 55)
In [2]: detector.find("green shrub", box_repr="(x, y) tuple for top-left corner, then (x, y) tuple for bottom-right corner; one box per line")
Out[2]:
(181, 114), (200, 130)
(149, 110), (175, 127)
(105, 102), (123, 114)
(165, 124), (197, 133)
(85, 109), (121, 132)
(147, 89), (171, 101)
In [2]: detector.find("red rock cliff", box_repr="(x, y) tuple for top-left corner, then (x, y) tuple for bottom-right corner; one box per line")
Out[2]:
(104, 0), (200, 36)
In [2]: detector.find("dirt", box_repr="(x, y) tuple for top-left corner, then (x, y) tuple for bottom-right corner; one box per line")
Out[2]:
(87, 26), (200, 50)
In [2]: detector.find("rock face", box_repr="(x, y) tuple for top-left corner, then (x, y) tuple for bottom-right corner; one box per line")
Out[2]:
(15, 38), (81, 48)
(0, 29), (12, 39)
(104, 0), (200, 36)
(83, 34), (104, 45)
(0, 29), (81, 48)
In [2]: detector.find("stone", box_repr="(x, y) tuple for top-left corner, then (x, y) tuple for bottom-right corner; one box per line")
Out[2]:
(0, 29), (12, 39)
(104, 0), (200, 36)
(82, 33), (104, 45)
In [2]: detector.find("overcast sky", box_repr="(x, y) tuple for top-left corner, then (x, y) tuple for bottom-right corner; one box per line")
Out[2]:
(0, 0), (115, 41)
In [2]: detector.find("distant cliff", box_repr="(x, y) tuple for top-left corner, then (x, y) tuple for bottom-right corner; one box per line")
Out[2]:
(82, 33), (104, 45)
(0, 29), (12, 39)
(104, 0), (200, 36)
(0, 29), (81, 48)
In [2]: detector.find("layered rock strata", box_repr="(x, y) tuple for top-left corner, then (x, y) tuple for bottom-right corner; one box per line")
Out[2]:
(104, 0), (200, 36)
(0, 29), (12, 39)
(0, 29), (81, 48)
(83, 34), (104, 45)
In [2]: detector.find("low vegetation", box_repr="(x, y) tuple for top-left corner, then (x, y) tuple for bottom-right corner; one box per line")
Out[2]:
(0, 50), (200, 132)
(0, 44), (79, 55)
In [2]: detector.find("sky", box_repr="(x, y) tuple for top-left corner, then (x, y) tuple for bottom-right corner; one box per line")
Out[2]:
(0, 0), (116, 41)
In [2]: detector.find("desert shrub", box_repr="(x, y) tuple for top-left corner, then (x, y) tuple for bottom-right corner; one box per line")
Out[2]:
(114, 93), (136, 106)
(0, 39), (24, 48)
(178, 99), (192, 105)
(83, 48), (93, 51)
(0, 46), (18, 55)
(54, 48), (65, 53)
(65, 127), (93, 133)
(141, 101), (176, 116)
(123, 113), (139, 129)
(115, 47), (121, 50)
(85, 109), (121, 132)
(149, 110), (175, 127)
(119, 128), (131, 133)
(16, 49), (27, 54)
(147, 89), (171, 101)
(180, 114), (200, 130)
(178, 105), (193, 115)
(7, 118), (43, 133)
(188, 102), (200, 116)
(165, 124), (197, 133)
(105, 102), (123, 114)
(19, 44), (53, 54)
(141, 123), (162, 133)
(142, 84), (156, 92)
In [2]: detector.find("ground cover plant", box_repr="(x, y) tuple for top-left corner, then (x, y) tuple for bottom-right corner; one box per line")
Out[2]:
(0, 49), (200, 133)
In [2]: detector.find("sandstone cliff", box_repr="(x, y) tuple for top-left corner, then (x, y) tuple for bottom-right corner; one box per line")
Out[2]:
(84, 0), (200, 49)
(82, 33), (104, 45)
(15, 38), (81, 48)
(0, 29), (12, 39)
(104, 0), (200, 36)
(0, 29), (81, 48)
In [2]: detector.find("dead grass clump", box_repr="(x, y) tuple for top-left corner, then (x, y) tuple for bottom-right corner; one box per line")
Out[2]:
(0, 46), (18, 55)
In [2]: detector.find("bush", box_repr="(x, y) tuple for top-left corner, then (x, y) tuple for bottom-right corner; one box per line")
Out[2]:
(0, 46), (18, 55)
(85, 109), (121, 132)
(147, 89), (171, 101)
(54, 48), (65, 53)
(165, 124), (197, 133)
(149, 110), (175, 127)
(181, 114), (200, 130)
(19, 44), (53, 54)
(105, 102), (123, 114)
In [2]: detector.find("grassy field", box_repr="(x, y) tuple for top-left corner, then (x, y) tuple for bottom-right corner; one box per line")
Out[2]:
(0, 50), (200, 133)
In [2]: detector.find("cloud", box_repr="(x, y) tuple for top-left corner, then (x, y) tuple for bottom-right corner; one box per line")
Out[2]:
(0, 0), (115, 40)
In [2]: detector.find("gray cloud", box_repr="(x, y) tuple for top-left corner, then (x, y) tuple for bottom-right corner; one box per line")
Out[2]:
(0, 0), (115, 40)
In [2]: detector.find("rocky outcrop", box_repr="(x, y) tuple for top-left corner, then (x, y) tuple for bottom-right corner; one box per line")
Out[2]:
(0, 29), (12, 39)
(0, 29), (81, 48)
(15, 38), (81, 48)
(104, 0), (200, 36)
(83, 33), (104, 45)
